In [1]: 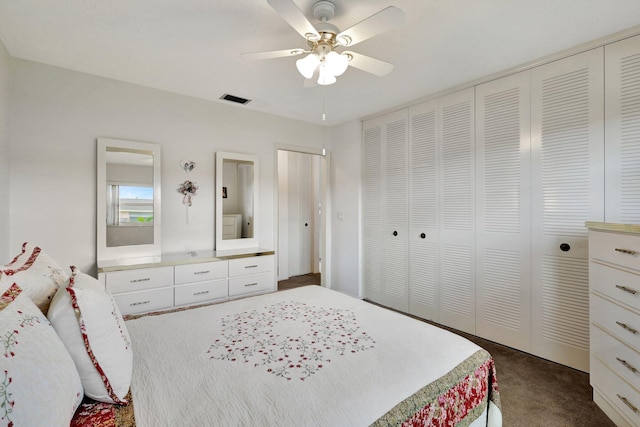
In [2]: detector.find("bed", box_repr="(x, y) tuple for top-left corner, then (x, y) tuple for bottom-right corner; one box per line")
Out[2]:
(77, 285), (501, 426)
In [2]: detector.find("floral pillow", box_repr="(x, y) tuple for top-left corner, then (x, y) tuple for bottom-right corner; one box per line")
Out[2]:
(47, 267), (133, 405)
(0, 283), (83, 426)
(0, 243), (68, 314)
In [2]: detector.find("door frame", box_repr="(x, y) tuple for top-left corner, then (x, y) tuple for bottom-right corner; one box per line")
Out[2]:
(275, 144), (331, 288)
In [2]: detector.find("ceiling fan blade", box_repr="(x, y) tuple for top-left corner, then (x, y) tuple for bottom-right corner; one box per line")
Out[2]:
(344, 51), (394, 77)
(241, 48), (305, 60)
(337, 7), (404, 47)
(267, 0), (320, 40)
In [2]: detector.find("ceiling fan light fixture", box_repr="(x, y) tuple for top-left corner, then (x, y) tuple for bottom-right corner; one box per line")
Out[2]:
(296, 53), (320, 79)
(326, 51), (349, 76)
(317, 65), (337, 86)
(336, 35), (352, 46)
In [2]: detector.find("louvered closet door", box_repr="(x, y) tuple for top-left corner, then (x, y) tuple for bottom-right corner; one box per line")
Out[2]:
(362, 119), (384, 303)
(382, 110), (409, 312)
(605, 35), (640, 223)
(531, 48), (604, 372)
(475, 71), (532, 352)
(409, 100), (439, 322)
(438, 88), (476, 334)
(362, 111), (409, 312)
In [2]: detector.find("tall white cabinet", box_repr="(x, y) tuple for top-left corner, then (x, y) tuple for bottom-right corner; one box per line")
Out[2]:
(362, 36), (640, 372)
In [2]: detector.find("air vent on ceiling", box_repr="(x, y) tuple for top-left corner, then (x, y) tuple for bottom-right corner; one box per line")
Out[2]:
(220, 93), (251, 105)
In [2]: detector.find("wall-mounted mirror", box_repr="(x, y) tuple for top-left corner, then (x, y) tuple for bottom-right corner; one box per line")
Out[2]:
(97, 138), (161, 261)
(216, 151), (259, 250)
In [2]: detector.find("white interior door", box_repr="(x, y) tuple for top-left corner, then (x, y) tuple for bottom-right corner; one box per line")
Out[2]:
(475, 70), (532, 352)
(278, 150), (319, 279)
(530, 47), (604, 372)
(437, 88), (476, 334)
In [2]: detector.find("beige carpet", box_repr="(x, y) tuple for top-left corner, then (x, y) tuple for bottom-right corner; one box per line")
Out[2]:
(276, 281), (615, 426)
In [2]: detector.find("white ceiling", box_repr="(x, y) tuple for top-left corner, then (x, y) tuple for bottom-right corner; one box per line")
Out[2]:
(1, 0), (640, 126)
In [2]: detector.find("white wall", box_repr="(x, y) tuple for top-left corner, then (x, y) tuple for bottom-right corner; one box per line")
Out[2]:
(329, 120), (361, 297)
(0, 39), (9, 262)
(8, 59), (324, 275)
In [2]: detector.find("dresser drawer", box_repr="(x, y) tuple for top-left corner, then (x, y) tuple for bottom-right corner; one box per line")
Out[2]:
(174, 261), (227, 285)
(228, 255), (273, 277)
(592, 325), (640, 391)
(228, 272), (274, 297)
(591, 261), (640, 311)
(174, 279), (228, 306)
(592, 293), (640, 352)
(105, 266), (173, 294)
(592, 356), (640, 425)
(590, 230), (640, 271)
(113, 287), (173, 316)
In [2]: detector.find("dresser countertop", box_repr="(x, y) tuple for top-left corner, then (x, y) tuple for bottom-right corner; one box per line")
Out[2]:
(97, 248), (275, 273)
(586, 222), (640, 234)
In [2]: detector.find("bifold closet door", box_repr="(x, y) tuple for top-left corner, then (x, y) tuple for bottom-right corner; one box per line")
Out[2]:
(408, 100), (439, 322)
(531, 48), (604, 372)
(475, 71), (532, 352)
(362, 111), (409, 312)
(605, 35), (640, 223)
(438, 88), (476, 334)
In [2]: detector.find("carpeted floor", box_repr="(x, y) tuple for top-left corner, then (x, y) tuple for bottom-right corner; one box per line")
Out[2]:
(276, 281), (615, 426)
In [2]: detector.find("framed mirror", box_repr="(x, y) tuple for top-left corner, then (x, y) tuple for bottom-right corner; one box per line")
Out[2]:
(97, 138), (161, 261)
(216, 151), (259, 250)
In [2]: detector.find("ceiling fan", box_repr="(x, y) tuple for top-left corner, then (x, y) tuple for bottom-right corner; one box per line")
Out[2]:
(242, 0), (405, 86)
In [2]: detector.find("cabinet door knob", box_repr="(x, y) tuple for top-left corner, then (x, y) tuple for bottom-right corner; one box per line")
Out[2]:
(393, 231), (398, 237)
(420, 233), (426, 239)
(559, 243), (570, 252)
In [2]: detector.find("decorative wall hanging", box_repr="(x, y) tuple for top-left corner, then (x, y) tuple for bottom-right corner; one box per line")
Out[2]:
(180, 160), (196, 173)
(178, 180), (198, 206)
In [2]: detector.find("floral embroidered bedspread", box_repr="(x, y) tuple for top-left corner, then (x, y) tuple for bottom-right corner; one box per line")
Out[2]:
(72, 286), (502, 427)
(374, 349), (501, 427)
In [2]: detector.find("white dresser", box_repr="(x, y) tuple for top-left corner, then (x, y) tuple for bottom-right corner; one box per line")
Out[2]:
(588, 222), (640, 426)
(98, 249), (275, 316)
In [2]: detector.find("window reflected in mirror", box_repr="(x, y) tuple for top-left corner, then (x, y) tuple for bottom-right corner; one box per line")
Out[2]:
(105, 148), (154, 247)
(222, 159), (254, 240)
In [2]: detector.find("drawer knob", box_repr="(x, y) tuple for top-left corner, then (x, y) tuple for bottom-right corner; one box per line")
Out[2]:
(393, 231), (398, 237)
(617, 394), (639, 413)
(559, 243), (570, 252)
(616, 357), (639, 374)
(616, 321), (639, 335)
(420, 233), (426, 239)
(130, 300), (151, 306)
(616, 285), (639, 296)
(615, 248), (638, 256)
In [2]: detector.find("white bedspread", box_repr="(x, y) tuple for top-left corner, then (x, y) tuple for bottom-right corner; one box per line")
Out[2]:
(126, 286), (493, 426)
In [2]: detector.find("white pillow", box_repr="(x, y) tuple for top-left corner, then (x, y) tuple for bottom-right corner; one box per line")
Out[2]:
(0, 243), (68, 313)
(47, 267), (132, 404)
(0, 282), (83, 426)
